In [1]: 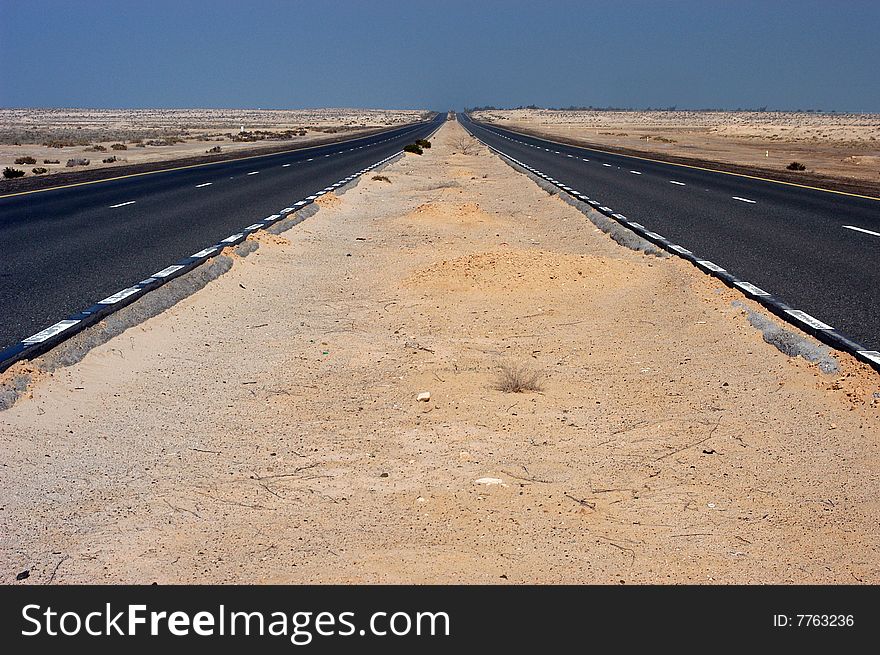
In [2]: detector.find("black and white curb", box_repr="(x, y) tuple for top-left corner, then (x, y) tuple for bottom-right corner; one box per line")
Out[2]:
(0, 151), (411, 374)
(461, 122), (880, 374)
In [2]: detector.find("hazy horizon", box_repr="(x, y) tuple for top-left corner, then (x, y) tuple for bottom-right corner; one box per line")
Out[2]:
(2, 0), (879, 112)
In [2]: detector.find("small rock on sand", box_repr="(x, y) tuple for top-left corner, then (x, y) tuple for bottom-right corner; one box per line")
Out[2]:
(417, 391), (431, 402)
(475, 477), (505, 486)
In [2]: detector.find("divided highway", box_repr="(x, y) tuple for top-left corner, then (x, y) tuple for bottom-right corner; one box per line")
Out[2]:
(460, 113), (880, 356)
(0, 114), (444, 353)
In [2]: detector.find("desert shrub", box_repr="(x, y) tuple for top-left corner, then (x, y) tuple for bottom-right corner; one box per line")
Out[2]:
(206, 145), (222, 153)
(493, 362), (543, 393)
(415, 139), (431, 148)
(371, 175), (391, 183)
(14, 156), (37, 165)
(32, 167), (48, 174)
(146, 136), (185, 146)
(110, 143), (127, 150)
(66, 157), (90, 167)
(85, 144), (107, 152)
(135, 142), (146, 147)
(403, 143), (423, 155)
(3, 167), (25, 178)
(102, 156), (117, 163)
(43, 159), (60, 164)
(786, 161), (806, 171)
(455, 135), (478, 154)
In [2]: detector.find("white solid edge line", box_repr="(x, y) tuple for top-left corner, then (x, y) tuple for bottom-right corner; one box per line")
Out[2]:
(857, 351), (880, 364)
(842, 225), (880, 237)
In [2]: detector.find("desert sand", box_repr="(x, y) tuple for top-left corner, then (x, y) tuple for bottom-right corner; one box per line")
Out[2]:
(0, 108), (429, 180)
(472, 109), (880, 190)
(1, 120), (878, 584)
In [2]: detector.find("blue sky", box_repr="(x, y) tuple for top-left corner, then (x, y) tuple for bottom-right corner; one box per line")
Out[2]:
(2, 0), (878, 111)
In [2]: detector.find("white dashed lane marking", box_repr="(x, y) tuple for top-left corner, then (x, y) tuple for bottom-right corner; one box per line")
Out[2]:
(195, 182), (212, 188)
(670, 181), (686, 186)
(602, 163), (612, 167)
(732, 196), (756, 204)
(843, 225), (880, 238)
(247, 171), (259, 176)
(630, 171), (641, 175)
(282, 164), (291, 167)
(109, 201), (135, 208)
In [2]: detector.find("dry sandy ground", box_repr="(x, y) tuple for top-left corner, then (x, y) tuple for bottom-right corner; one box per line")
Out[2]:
(473, 109), (880, 187)
(0, 108), (428, 179)
(1, 121), (878, 585)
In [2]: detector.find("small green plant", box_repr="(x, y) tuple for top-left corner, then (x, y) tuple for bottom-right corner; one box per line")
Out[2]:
(404, 143), (423, 155)
(3, 167), (25, 178)
(110, 143), (128, 150)
(32, 167), (48, 175)
(415, 139), (431, 148)
(14, 156), (37, 165)
(786, 161), (806, 171)
(43, 159), (60, 164)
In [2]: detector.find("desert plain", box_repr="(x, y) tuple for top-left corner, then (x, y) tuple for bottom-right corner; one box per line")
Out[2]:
(0, 107), (429, 181)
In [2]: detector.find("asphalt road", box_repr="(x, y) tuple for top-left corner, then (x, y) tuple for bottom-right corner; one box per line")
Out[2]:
(460, 113), (880, 353)
(0, 114), (444, 352)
